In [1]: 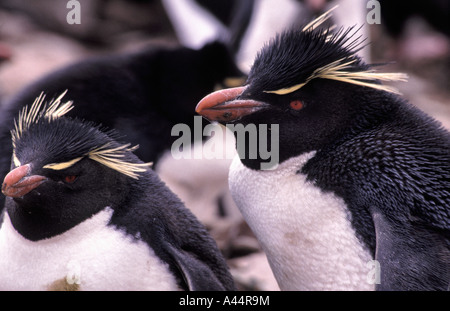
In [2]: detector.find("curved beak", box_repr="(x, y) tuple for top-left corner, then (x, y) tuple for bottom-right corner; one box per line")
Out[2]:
(2, 164), (47, 198)
(196, 86), (268, 122)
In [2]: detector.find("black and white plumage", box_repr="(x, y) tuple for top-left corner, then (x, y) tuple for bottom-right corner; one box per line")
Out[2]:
(0, 40), (243, 213)
(0, 94), (235, 291)
(196, 10), (450, 291)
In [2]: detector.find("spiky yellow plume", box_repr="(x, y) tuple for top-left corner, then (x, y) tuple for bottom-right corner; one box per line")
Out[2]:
(12, 90), (73, 148)
(264, 6), (407, 96)
(12, 91), (152, 179)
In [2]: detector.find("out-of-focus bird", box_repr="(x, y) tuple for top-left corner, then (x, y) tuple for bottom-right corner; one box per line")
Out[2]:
(0, 41), (244, 212)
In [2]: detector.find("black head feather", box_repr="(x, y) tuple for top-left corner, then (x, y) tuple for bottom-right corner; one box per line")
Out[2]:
(16, 117), (116, 168)
(248, 26), (367, 94)
(246, 22), (406, 98)
(11, 92), (151, 179)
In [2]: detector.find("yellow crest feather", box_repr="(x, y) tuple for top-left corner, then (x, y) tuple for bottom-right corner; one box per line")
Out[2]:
(87, 143), (153, 179)
(264, 59), (408, 95)
(302, 5), (338, 32)
(12, 90), (73, 148)
(264, 5), (408, 96)
(13, 91), (152, 179)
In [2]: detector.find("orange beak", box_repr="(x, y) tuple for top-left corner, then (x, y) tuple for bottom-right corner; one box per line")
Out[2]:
(2, 164), (47, 198)
(195, 86), (268, 122)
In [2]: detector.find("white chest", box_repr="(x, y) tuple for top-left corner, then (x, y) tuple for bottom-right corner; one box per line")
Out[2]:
(0, 208), (180, 290)
(229, 153), (374, 290)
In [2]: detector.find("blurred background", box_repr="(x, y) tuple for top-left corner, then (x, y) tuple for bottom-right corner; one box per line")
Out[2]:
(0, 0), (448, 290)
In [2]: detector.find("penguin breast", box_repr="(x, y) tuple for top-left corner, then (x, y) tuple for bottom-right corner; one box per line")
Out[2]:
(228, 152), (374, 290)
(0, 207), (180, 290)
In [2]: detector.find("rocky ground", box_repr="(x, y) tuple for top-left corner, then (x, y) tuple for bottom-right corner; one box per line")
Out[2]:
(0, 1), (448, 291)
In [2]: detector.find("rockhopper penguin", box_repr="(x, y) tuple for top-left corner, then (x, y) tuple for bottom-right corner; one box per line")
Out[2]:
(0, 92), (235, 290)
(0, 41), (244, 213)
(196, 9), (450, 290)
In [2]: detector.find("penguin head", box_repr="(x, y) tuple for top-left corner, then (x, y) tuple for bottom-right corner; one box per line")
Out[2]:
(196, 9), (407, 169)
(1, 92), (151, 241)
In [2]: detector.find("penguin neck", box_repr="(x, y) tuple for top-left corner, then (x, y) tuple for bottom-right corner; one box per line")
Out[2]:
(5, 198), (112, 242)
(1, 207), (114, 245)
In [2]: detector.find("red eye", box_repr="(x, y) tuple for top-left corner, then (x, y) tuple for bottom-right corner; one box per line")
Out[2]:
(290, 100), (304, 110)
(64, 175), (77, 183)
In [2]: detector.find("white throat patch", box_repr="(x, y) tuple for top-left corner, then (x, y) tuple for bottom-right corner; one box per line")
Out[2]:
(229, 152), (374, 290)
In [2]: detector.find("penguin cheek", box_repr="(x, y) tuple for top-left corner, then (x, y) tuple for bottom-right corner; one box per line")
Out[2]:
(289, 109), (302, 117)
